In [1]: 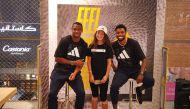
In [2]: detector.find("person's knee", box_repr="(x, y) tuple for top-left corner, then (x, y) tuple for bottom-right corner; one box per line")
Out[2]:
(110, 83), (119, 92)
(48, 91), (57, 99)
(101, 100), (108, 104)
(147, 77), (155, 87)
(92, 92), (98, 98)
(76, 89), (85, 97)
(144, 77), (155, 88)
(92, 96), (98, 101)
(150, 78), (155, 87)
(100, 95), (107, 101)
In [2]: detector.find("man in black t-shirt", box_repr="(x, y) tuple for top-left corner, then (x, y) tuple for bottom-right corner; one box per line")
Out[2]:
(110, 24), (155, 109)
(48, 22), (88, 109)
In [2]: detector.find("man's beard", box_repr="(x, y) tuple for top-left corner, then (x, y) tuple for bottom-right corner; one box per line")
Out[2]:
(72, 33), (81, 38)
(117, 36), (125, 42)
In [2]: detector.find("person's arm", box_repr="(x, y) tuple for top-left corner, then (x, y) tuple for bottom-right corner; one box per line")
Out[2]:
(101, 58), (112, 83)
(110, 43), (117, 72)
(136, 58), (147, 83)
(69, 65), (83, 81)
(87, 56), (94, 83)
(101, 46), (113, 83)
(133, 40), (147, 83)
(139, 58), (147, 75)
(55, 57), (84, 67)
(69, 42), (88, 81)
(111, 56), (118, 72)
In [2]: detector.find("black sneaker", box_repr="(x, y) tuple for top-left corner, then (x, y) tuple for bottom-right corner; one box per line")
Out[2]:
(136, 87), (143, 104)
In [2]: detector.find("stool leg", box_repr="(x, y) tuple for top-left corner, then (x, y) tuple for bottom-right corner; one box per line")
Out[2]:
(64, 82), (70, 109)
(129, 81), (133, 109)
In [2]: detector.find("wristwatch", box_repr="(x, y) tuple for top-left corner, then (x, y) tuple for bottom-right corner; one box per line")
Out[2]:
(140, 71), (144, 75)
(70, 61), (74, 66)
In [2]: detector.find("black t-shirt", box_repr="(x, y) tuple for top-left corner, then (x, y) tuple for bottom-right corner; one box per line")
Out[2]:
(54, 35), (88, 73)
(112, 38), (145, 73)
(87, 44), (113, 80)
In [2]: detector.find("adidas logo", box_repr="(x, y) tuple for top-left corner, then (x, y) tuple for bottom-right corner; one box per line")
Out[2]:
(67, 47), (80, 57)
(118, 50), (130, 59)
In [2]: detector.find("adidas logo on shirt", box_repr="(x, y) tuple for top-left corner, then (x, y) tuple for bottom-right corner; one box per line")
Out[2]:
(67, 47), (80, 57)
(118, 50), (130, 59)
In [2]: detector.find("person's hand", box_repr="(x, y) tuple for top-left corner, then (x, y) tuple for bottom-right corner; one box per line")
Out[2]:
(73, 59), (84, 67)
(69, 73), (77, 81)
(136, 74), (144, 83)
(89, 75), (95, 83)
(101, 75), (108, 84)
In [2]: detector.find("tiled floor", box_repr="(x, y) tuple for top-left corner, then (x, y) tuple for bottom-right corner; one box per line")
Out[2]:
(166, 101), (174, 109)
(1, 100), (175, 109)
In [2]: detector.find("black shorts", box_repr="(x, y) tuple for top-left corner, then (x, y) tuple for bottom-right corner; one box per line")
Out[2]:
(90, 81), (108, 101)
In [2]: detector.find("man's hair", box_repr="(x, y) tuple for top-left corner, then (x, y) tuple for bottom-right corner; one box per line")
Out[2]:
(115, 24), (127, 32)
(72, 22), (83, 29)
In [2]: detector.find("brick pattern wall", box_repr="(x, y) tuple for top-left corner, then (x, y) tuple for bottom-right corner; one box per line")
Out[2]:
(164, 0), (190, 67)
(39, 0), (49, 109)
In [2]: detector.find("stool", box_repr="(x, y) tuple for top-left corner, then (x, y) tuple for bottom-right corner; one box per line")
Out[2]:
(64, 82), (72, 109)
(128, 78), (143, 109)
(128, 78), (135, 109)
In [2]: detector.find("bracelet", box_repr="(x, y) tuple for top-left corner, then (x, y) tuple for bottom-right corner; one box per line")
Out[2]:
(88, 71), (92, 73)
